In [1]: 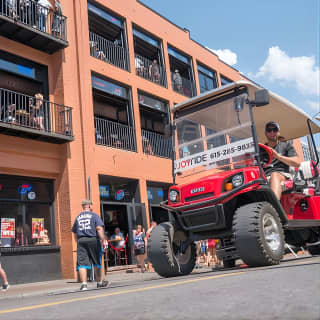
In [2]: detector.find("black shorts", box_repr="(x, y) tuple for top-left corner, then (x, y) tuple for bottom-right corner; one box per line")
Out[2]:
(77, 237), (102, 270)
(135, 247), (145, 256)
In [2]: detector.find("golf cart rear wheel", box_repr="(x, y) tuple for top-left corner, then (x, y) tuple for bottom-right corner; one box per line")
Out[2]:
(234, 202), (284, 267)
(147, 222), (196, 277)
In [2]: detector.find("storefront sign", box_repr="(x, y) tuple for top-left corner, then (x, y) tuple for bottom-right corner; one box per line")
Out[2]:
(1, 218), (15, 238)
(32, 218), (44, 239)
(99, 185), (110, 198)
(115, 190), (125, 201)
(18, 184), (33, 195)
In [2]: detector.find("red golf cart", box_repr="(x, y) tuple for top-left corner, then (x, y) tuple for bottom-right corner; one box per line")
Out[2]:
(147, 81), (320, 277)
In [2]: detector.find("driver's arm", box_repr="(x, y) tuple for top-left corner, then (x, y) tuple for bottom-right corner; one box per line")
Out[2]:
(272, 149), (301, 168)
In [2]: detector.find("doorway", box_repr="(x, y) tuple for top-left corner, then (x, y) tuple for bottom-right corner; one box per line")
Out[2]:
(100, 202), (146, 268)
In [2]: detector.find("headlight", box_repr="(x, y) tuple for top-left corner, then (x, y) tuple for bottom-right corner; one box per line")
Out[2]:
(169, 189), (179, 202)
(232, 174), (243, 188)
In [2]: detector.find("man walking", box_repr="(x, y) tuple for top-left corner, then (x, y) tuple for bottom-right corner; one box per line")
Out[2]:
(72, 199), (108, 291)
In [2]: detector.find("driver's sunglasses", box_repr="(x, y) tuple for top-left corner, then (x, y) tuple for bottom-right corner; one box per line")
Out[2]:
(266, 127), (279, 133)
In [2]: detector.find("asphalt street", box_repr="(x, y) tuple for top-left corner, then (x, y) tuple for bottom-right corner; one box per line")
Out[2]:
(0, 256), (319, 320)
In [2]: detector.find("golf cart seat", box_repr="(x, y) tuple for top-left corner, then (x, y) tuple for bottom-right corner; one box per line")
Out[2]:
(281, 161), (319, 193)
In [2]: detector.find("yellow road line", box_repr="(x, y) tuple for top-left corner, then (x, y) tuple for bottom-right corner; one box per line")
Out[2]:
(0, 272), (242, 314)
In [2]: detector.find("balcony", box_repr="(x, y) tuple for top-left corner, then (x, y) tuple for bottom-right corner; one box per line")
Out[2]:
(0, 88), (73, 144)
(89, 32), (129, 71)
(95, 117), (136, 152)
(171, 71), (194, 97)
(134, 54), (166, 87)
(0, 0), (68, 54)
(142, 129), (172, 159)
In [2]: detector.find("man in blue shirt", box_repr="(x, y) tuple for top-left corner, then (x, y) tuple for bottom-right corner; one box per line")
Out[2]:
(72, 199), (108, 291)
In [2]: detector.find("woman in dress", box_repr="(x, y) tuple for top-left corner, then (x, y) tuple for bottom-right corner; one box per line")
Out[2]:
(133, 225), (146, 272)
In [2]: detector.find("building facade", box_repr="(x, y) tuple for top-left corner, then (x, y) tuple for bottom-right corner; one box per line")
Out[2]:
(0, 0), (303, 284)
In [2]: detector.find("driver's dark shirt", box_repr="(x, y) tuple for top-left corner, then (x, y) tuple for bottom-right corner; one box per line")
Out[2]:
(263, 141), (297, 176)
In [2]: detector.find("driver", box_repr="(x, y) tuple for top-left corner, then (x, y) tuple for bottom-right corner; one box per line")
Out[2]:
(264, 121), (301, 200)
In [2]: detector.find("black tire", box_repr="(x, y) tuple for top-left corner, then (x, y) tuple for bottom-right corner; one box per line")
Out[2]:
(234, 202), (284, 267)
(307, 243), (320, 256)
(147, 222), (196, 277)
(223, 259), (235, 268)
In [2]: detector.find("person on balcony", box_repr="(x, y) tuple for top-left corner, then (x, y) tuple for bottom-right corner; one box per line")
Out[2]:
(37, 0), (52, 32)
(149, 59), (160, 83)
(135, 56), (144, 76)
(173, 69), (183, 94)
(52, 0), (62, 37)
(6, 0), (17, 19)
(89, 41), (106, 61)
(31, 93), (45, 130)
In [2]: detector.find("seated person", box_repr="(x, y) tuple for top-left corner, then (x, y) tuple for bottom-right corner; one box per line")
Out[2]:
(89, 41), (106, 61)
(110, 227), (125, 249)
(263, 121), (301, 200)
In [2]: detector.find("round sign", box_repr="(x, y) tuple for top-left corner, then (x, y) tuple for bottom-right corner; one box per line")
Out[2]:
(27, 191), (36, 200)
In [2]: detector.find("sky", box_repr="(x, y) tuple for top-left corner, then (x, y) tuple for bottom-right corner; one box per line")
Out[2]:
(142, 0), (320, 123)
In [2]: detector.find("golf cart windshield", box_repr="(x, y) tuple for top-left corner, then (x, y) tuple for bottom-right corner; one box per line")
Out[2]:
(174, 93), (257, 177)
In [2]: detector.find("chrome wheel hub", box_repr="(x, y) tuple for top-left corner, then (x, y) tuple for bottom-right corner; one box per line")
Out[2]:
(262, 213), (281, 252)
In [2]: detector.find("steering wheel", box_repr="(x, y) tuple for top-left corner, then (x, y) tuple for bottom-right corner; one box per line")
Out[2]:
(258, 143), (273, 167)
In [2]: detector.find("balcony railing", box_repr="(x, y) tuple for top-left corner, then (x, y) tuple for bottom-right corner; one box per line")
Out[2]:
(95, 117), (137, 152)
(141, 129), (172, 159)
(134, 54), (166, 87)
(171, 72), (194, 97)
(0, 88), (73, 142)
(0, 0), (67, 41)
(89, 32), (129, 71)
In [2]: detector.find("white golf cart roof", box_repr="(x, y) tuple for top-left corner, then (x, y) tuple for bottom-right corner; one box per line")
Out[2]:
(172, 81), (320, 142)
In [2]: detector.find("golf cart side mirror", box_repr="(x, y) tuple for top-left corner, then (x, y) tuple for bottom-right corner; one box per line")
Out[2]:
(253, 89), (269, 107)
(164, 124), (174, 140)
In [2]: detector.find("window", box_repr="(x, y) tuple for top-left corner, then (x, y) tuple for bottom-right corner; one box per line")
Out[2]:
(133, 26), (166, 87)
(198, 64), (218, 93)
(220, 75), (233, 86)
(0, 175), (54, 247)
(168, 46), (195, 97)
(88, 2), (129, 70)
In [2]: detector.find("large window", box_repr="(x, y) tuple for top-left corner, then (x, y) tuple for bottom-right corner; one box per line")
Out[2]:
(133, 26), (167, 87)
(168, 46), (195, 97)
(92, 75), (137, 152)
(198, 63), (218, 93)
(138, 92), (171, 158)
(88, 2), (129, 70)
(0, 175), (54, 247)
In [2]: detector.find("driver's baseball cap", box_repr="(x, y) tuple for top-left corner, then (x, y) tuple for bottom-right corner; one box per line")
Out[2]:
(81, 199), (92, 206)
(265, 121), (280, 131)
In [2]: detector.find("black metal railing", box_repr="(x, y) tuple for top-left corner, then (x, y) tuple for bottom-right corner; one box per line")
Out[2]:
(0, 0), (67, 41)
(89, 32), (129, 71)
(0, 88), (73, 136)
(171, 72), (194, 97)
(134, 54), (166, 87)
(141, 129), (172, 159)
(95, 117), (137, 152)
